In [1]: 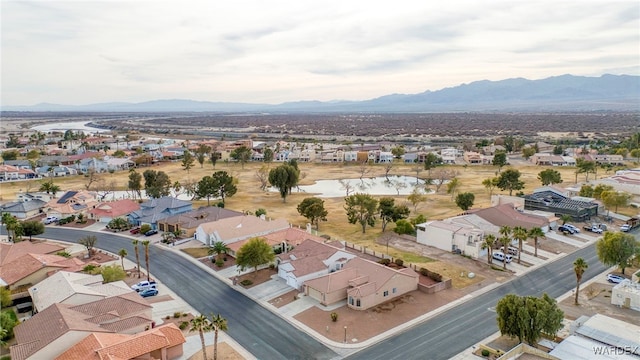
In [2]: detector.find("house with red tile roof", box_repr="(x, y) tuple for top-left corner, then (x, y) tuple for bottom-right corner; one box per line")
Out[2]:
(194, 215), (290, 247)
(227, 227), (326, 257)
(0, 164), (38, 181)
(469, 203), (549, 231)
(10, 292), (153, 360)
(0, 252), (92, 291)
(304, 257), (419, 310)
(89, 199), (141, 223)
(276, 238), (356, 289)
(55, 323), (186, 360)
(0, 240), (64, 266)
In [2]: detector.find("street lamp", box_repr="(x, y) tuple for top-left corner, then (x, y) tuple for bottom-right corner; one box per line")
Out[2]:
(344, 326), (347, 343)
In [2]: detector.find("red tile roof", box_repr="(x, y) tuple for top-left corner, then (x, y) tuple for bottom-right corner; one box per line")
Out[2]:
(0, 241), (64, 265)
(89, 199), (140, 218)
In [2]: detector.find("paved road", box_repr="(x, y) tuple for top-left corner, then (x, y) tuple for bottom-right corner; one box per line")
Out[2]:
(346, 243), (607, 360)
(29, 228), (338, 360)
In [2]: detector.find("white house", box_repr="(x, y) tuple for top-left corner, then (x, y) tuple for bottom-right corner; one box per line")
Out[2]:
(611, 280), (640, 312)
(416, 220), (485, 258)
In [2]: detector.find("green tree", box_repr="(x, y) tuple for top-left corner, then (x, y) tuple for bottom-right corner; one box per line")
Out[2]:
(521, 147), (536, 160)
(297, 197), (329, 230)
(143, 170), (172, 198)
(528, 227), (545, 258)
(21, 220), (45, 241)
(391, 145), (405, 159)
(263, 148), (274, 164)
(512, 226), (528, 264)
(2, 213), (19, 242)
(573, 258), (588, 305)
(446, 177), (461, 200)
(26, 149), (41, 160)
(0, 287), (11, 308)
(1, 150), (19, 161)
(576, 158), (596, 182)
(268, 164), (298, 203)
(181, 150), (196, 173)
(101, 264), (127, 283)
(79, 235), (97, 256)
(423, 153), (441, 176)
(481, 234), (496, 264)
(378, 197), (409, 232)
(210, 151), (221, 168)
(393, 219), (415, 235)
(208, 241), (230, 262)
(0, 309), (18, 343)
(113, 149), (126, 158)
(210, 313), (228, 360)
(230, 145), (252, 168)
(578, 184), (594, 197)
(118, 248), (128, 270)
(552, 144), (564, 155)
(39, 178), (61, 196)
(593, 184), (614, 200)
(496, 293), (564, 345)
(189, 314), (211, 360)
(455, 192), (475, 211)
(195, 176), (217, 206)
(596, 232), (640, 275)
(496, 169), (525, 196)
(195, 144), (212, 168)
(482, 177), (499, 198)
(407, 188), (427, 213)
(142, 240), (151, 282)
(601, 190), (630, 214)
(128, 169), (142, 200)
(236, 237), (275, 275)
(492, 151), (508, 172)
(537, 169), (563, 186)
(132, 239), (141, 278)
(498, 226), (512, 270)
(255, 208), (267, 217)
(630, 148), (640, 162)
(344, 193), (378, 233)
(211, 171), (237, 204)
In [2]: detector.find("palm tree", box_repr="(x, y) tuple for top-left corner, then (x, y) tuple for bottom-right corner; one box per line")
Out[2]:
(208, 241), (230, 262)
(189, 314), (212, 360)
(573, 258), (588, 305)
(132, 240), (141, 278)
(1, 213), (18, 242)
(481, 234), (496, 265)
(528, 227), (545, 257)
(498, 226), (512, 270)
(512, 226), (528, 264)
(559, 214), (572, 226)
(142, 240), (151, 282)
(118, 248), (127, 270)
(210, 313), (228, 360)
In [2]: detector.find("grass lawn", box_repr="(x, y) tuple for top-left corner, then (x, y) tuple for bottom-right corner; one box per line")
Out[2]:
(180, 247), (210, 258)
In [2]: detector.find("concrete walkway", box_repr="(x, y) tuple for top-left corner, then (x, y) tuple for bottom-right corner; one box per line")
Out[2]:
(544, 231), (590, 248)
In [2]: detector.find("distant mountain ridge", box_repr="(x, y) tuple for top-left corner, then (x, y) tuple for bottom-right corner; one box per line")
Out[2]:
(3, 74), (639, 113)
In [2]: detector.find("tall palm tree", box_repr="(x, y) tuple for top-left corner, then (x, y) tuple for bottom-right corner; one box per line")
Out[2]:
(189, 314), (212, 360)
(481, 234), (496, 265)
(573, 257), (588, 305)
(498, 226), (512, 270)
(559, 214), (572, 226)
(142, 240), (151, 282)
(132, 240), (141, 278)
(512, 226), (528, 264)
(210, 313), (228, 360)
(528, 227), (545, 258)
(1, 213), (18, 242)
(208, 241), (230, 262)
(118, 248), (127, 270)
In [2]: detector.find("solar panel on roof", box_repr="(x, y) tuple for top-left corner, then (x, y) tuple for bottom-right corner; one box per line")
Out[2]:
(57, 191), (78, 204)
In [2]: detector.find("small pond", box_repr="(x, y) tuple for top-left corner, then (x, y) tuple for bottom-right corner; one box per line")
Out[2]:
(272, 175), (432, 198)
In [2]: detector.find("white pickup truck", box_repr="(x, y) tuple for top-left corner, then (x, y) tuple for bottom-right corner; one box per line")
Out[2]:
(131, 280), (157, 292)
(583, 225), (603, 234)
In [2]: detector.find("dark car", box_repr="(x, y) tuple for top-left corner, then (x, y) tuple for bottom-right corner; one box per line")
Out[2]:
(139, 288), (159, 297)
(144, 229), (158, 236)
(130, 227), (141, 234)
(558, 225), (577, 234)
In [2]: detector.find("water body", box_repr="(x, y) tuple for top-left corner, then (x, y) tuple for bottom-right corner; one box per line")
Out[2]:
(274, 175), (432, 198)
(31, 121), (110, 133)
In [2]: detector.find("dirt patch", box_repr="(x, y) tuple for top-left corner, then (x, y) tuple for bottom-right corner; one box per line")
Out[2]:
(294, 288), (464, 343)
(58, 219), (97, 229)
(234, 268), (277, 288)
(559, 281), (640, 323)
(268, 289), (300, 308)
(187, 342), (244, 360)
(145, 294), (174, 304)
(156, 311), (194, 336)
(199, 255), (237, 271)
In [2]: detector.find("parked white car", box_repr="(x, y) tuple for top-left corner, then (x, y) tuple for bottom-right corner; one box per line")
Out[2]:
(492, 251), (513, 263)
(43, 216), (59, 225)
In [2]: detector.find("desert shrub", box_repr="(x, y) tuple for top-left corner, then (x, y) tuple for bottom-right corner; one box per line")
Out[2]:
(83, 264), (98, 273)
(173, 312), (182, 318)
(182, 313), (188, 317)
(378, 258), (391, 266)
(216, 201), (225, 208)
(179, 321), (188, 330)
(419, 267), (443, 282)
(240, 279), (253, 286)
(394, 258), (404, 267)
(140, 224), (151, 234)
(481, 349), (490, 357)
(215, 259), (224, 267)
(330, 312), (338, 322)
(56, 251), (71, 258)
(165, 315), (171, 320)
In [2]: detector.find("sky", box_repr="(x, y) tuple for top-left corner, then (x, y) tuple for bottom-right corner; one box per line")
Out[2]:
(2, 0), (639, 106)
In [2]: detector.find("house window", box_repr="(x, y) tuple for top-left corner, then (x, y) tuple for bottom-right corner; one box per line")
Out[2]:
(356, 299), (361, 307)
(383, 290), (389, 297)
(349, 297), (354, 305)
(392, 288), (397, 294)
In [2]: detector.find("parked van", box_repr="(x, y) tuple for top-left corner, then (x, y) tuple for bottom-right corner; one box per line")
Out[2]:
(500, 246), (518, 255)
(492, 251), (513, 263)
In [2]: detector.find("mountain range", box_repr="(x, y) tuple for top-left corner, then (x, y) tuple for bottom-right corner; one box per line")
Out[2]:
(3, 74), (639, 113)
